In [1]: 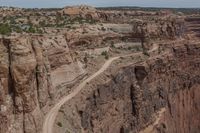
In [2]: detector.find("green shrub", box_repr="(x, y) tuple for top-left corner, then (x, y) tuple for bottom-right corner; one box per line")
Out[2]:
(66, 25), (71, 29)
(110, 41), (115, 48)
(57, 122), (62, 127)
(28, 26), (36, 33)
(9, 17), (16, 24)
(105, 54), (109, 59)
(101, 27), (106, 31)
(59, 109), (65, 113)
(128, 47), (132, 50)
(83, 54), (88, 63)
(13, 26), (23, 33)
(37, 28), (43, 34)
(101, 51), (109, 59)
(135, 46), (141, 51)
(101, 51), (107, 56)
(39, 21), (46, 27)
(25, 25), (43, 34)
(0, 23), (12, 35)
(143, 51), (150, 56)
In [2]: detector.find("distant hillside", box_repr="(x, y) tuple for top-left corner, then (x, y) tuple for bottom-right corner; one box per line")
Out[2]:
(97, 6), (200, 14)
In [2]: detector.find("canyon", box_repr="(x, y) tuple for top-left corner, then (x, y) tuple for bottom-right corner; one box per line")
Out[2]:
(0, 5), (200, 133)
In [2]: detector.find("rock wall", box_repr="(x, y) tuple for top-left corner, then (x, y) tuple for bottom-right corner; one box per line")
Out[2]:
(60, 6), (158, 23)
(154, 44), (200, 133)
(0, 36), (44, 133)
(63, 43), (200, 133)
(0, 35), (86, 133)
(132, 17), (185, 40)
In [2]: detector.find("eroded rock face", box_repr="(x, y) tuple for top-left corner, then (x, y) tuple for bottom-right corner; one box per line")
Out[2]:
(69, 43), (200, 133)
(61, 5), (98, 19)
(0, 35), (86, 133)
(0, 38), (12, 133)
(154, 44), (200, 133)
(156, 85), (200, 133)
(132, 17), (185, 40)
(60, 6), (159, 23)
(10, 36), (37, 113)
(0, 37), (43, 133)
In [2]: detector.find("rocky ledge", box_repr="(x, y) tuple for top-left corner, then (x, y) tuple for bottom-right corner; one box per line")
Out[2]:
(55, 43), (200, 133)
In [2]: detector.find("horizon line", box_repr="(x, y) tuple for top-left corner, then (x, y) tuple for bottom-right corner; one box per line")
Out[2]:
(1, 5), (200, 9)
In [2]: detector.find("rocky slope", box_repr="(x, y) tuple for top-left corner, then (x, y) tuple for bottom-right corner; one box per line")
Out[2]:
(0, 6), (199, 133)
(0, 35), (86, 133)
(55, 42), (200, 133)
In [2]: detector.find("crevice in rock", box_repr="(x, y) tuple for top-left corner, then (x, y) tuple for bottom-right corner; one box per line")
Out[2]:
(22, 107), (26, 133)
(130, 84), (137, 116)
(35, 66), (41, 108)
(30, 40), (41, 108)
(3, 38), (16, 110)
(135, 66), (148, 83)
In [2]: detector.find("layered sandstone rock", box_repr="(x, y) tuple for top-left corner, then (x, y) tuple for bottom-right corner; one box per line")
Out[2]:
(132, 17), (185, 40)
(0, 6), (198, 133)
(0, 34), (86, 133)
(61, 5), (98, 19)
(56, 43), (200, 133)
(59, 6), (158, 23)
(0, 37), (44, 133)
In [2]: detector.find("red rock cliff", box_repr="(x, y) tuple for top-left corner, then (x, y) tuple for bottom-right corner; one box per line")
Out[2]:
(60, 43), (200, 133)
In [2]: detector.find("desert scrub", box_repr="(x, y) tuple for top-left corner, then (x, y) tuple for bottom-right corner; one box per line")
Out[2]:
(59, 109), (65, 113)
(110, 41), (115, 48)
(101, 51), (109, 59)
(57, 122), (62, 127)
(0, 23), (12, 35)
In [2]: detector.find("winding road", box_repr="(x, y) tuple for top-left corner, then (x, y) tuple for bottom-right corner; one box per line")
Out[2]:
(42, 42), (161, 133)
(43, 52), (142, 133)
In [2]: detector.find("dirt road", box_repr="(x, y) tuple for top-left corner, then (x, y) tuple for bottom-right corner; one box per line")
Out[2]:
(43, 53), (142, 133)
(42, 42), (161, 133)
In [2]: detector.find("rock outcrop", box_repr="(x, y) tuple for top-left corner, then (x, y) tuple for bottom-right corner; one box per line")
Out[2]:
(56, 43), (200, 133)
(0, 35), (86, 133)
(59, 6), (158, 23)
(0, 36), (44, 133)
(0, 6), (199, 133)
(61, 5), (98, 19)
(132, 17), (185, 40)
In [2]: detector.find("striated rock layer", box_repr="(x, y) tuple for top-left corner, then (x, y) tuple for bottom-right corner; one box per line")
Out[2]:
(58, 43), (200, 133)
(0, 35), (86, 133)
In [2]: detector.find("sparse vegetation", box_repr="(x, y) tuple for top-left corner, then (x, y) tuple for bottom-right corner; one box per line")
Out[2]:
(110, 41), (115, 47)
(27, 25), (36, 33)
(143, 51), (150, 56)
(57, 122), (62, 127)
(0, 23), (12, 35)
(101, 51), (109, 59)
(101, 27), (106, 31)
(128, 47), (132, 50)
(59, 109), (65, 113)
(84, 54), (88, 63)
(1, 6), (200, 133)
(13, 25), (23, 33)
